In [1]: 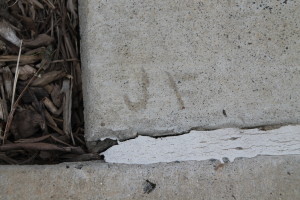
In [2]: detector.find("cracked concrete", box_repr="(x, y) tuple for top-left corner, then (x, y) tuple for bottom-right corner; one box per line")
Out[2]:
(79, 0), (300, 143)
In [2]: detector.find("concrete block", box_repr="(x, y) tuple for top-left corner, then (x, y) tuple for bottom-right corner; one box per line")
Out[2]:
(79, 0), (300, 141)
(0, 155), (299, 199)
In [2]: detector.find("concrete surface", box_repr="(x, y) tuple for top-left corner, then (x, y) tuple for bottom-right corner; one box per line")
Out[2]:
(103, 125), (300, 164)
(0, 155), (299, 200)
(79, 0), (300, 142)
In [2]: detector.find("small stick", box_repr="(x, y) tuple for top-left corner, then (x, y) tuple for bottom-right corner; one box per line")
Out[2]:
(51, 58), (79, 63)
(11, 40), (23, 111)
(16, 134), (72, 147)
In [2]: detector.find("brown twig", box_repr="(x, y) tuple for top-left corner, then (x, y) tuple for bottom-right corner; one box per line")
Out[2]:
(0, 55), (42, 63)
(51, 58), (79, 63)
(15, 134), (72, 147)
(0, 142), (84, 154)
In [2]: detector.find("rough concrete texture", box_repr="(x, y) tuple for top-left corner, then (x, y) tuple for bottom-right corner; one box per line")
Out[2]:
(79, 0), (300, 142)
(103, 125), (300, 164)
(0, 155), (299, 200)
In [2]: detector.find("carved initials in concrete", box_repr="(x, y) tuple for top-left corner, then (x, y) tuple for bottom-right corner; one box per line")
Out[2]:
(166, 72), (185, 110)
(123, 68), (150, 112)
(124, 68), (185, 111)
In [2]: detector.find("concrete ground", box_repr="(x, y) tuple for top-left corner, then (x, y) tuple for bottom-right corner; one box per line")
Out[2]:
(0, 155), (299, 200)
(2, 1), (299, 200)
(79, 0), (300, 143)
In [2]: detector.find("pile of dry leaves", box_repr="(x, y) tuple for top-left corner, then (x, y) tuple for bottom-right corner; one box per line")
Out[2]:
(0, 0), (100, 164)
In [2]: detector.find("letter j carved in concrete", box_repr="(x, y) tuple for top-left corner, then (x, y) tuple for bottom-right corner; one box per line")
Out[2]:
(123, 68), (150, 112)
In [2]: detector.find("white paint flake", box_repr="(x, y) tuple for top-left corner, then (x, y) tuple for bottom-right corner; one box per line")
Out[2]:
(102, 125), (300, 164)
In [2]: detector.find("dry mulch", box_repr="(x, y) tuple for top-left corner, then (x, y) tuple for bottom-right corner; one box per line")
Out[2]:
(0, 0), (101, 164)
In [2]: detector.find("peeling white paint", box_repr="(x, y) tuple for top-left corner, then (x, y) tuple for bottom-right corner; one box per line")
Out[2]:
(102, 125), (300, 164)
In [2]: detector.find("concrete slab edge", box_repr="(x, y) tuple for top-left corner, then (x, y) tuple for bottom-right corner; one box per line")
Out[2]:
(0, 155), (299, 199)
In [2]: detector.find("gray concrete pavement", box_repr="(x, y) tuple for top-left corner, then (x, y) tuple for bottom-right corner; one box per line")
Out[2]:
(79, 0), (300, 142)
(1, 1), (300, 200)
(1, 155), (299, 200)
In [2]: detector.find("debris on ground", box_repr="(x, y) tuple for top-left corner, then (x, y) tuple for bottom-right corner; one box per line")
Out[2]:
(0, 0), (101, 164)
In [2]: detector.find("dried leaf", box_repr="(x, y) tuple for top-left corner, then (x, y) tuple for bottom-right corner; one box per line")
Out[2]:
(23, 34), (54, 48)
(32, 70), (66, 87)
(51, 84), (63, 107)
(11, 65), (37, 80)
(42, 97), (62, 115)
(2, 67), (13, 100)
(0, 19), (20, 46)
(10, 110), (45, 139)
(0, 55), (42, 64)
(29, 0), (44, 9)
